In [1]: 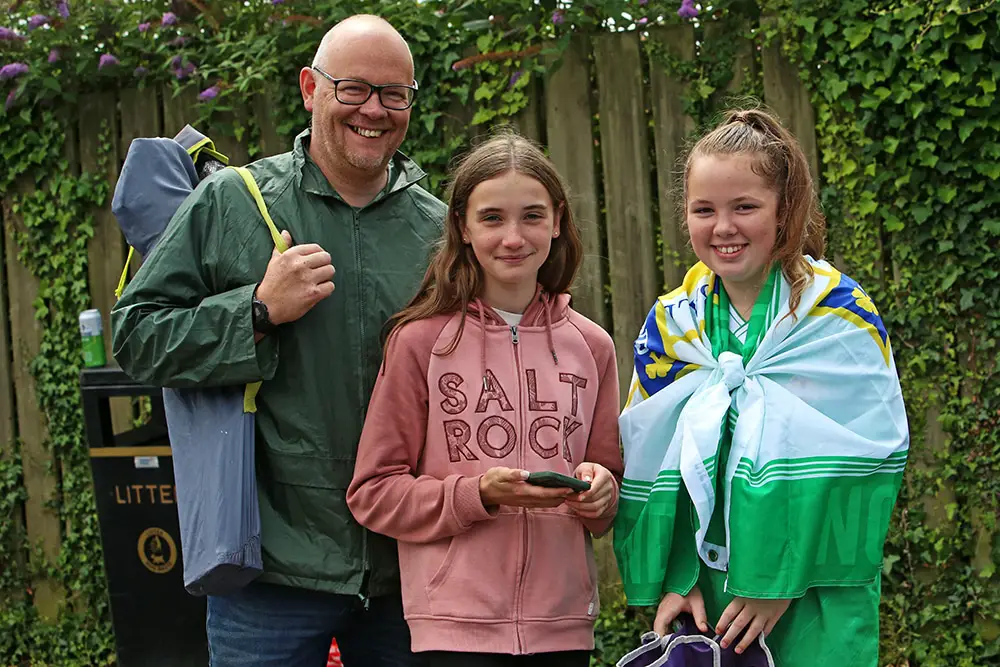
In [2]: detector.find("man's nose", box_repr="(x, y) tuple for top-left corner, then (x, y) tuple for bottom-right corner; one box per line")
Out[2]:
(358, 91), (388, 118)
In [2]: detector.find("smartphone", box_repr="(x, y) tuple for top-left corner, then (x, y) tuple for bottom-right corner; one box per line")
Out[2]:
(525, 471), (591, 493)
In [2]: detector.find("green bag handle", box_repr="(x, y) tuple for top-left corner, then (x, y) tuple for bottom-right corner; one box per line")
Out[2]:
(229, 166), (288, 413)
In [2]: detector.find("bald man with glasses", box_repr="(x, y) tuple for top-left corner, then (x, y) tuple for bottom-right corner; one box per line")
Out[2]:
(112, 14), (445, 667)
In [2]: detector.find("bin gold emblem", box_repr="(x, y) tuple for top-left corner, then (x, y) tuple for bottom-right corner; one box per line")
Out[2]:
(137, 527), (177, 574)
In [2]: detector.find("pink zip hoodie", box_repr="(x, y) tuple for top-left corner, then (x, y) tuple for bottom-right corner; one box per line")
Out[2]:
(347, 289), (623, 655)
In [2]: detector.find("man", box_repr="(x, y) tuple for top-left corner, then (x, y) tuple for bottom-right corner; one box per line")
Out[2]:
(112, 15), (445, 667)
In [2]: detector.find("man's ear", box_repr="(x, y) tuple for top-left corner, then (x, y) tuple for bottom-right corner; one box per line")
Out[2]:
(299, 67), (317, 112)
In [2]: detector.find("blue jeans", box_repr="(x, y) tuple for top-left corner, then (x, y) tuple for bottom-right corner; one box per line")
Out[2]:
(206, 582), (424, 667)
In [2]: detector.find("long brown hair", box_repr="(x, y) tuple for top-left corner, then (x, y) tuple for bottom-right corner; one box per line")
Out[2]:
(684, 106), (827, 314)
(385, 130), (584, 354)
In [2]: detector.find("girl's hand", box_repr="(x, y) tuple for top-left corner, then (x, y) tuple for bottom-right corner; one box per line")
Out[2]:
(653, 586), (710, 636)
(716, 596), (791, 654)
(564, 462), (616, 519)
(478, 467), (573, 509)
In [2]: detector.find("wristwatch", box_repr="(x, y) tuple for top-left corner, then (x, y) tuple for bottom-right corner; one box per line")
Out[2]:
(251, 284), (277, 335)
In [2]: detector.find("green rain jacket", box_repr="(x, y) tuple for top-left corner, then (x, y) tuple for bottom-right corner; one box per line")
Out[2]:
(112, 129), (446, 597)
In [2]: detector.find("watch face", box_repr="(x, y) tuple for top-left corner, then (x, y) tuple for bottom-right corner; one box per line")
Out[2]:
(252, 298), (272, 332)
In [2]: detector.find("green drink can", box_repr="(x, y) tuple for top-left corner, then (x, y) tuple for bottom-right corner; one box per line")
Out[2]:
(79, 308), (107, 368)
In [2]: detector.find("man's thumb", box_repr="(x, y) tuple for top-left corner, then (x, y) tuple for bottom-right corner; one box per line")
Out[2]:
(280, 230), (293, 245)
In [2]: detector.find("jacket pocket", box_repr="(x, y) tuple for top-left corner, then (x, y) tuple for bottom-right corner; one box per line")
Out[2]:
(264, 449), (355, 490)
(520, 509), (598, 621)
(411, 513), (519, 620)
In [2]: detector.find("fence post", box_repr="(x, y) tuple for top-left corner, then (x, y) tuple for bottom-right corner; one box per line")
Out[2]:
(648, 24), (696, 291)
(544, 35), (608, 331)
(2, 187), (62, 620)
(594, 32), (660, 404)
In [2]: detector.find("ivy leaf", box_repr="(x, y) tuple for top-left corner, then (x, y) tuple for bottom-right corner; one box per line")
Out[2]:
(940, 267), (961, 291)
(937, 185), (958, 204)
(911, 204), (933, 224)
(941, 71), (960, 87)
(796, 16), (817, 33)
(843, 24), (873, 49)
(963, 33), (986, 50)
(959, 289), (975, 311)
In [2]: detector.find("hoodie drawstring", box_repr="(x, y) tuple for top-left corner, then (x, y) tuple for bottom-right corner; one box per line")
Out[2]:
(541, 293), (559, 366)
(477, 302), (489, 391)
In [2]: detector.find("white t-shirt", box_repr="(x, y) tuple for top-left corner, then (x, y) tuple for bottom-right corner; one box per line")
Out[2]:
(494, 308), (524, 327)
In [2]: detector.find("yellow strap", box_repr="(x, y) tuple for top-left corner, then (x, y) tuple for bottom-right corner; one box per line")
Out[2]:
(229, 166), (287, 413)
(229, 166), (288, 253)
(186, 137), (230, 165)
(114, 246), (136, 300)
(244, 381), (262, 413)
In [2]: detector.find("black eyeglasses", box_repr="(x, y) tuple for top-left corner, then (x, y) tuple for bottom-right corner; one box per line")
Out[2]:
(311, 66), (418, 111)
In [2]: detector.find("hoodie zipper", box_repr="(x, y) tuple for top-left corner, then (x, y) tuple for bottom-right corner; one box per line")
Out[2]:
(352, 207), (371, 609)
(510, 322), (527, 653)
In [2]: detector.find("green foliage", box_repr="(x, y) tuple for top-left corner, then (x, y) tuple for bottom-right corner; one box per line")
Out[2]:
(591, 593), (655, 666)
(765, 0), (1000, 662)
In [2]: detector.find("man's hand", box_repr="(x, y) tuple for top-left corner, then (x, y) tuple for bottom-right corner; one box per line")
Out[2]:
(479, 467), (573, 510)
(653, 587), (710, 636)
(255, 230), (335, 325)
(564, 462), (616, 519)
(716, 596), (791, 654)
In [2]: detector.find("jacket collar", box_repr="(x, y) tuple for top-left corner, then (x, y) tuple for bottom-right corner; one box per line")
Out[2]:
(292, 128), (428, 204)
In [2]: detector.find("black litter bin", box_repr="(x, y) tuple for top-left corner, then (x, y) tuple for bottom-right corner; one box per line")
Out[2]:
(81, 366), (208, 667)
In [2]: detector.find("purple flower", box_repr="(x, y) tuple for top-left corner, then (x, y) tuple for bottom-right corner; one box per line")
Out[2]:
(133, 66), (148, 77)
(172, 61), (196, 79)
(0, 27), (25, 41)
(637, 17), (649, 25)
(138, 22), (151, 33)
(639, 0), (649, 4)
(27, 14), (50, 30)
(56, 0), (70, 18)
(48, 49), (60, 63)
(98, 53), (119, 69)
(677, 0), (699, 18)
(198, 85), (220, 101)
(169, 36), (188, 47)
(271, 0), (285, 4)
(170, 54), (183, 67)
(161, 12), (177, 26)
(509, 70), (524, 89)
(5, 90), (17, 112)
(0, 62), (29, 80)
(551, 9), (565, 25)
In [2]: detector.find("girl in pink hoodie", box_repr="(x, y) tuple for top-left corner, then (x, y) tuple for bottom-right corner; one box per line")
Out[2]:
(347, 132), (624, 667)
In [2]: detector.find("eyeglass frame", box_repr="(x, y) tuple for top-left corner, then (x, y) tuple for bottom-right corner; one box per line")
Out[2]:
(310, 66), (419, 111)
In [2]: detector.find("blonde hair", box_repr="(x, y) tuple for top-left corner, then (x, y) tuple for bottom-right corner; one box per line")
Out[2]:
(684, 107), (827, 314)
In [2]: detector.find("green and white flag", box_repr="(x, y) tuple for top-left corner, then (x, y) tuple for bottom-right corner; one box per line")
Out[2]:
(614, 258), (909, 606)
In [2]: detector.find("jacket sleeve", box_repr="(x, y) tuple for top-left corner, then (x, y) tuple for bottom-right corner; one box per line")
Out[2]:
(110, 172), (278, 388)
(577, 320), (624, 537)
(347, 321), (496, 544)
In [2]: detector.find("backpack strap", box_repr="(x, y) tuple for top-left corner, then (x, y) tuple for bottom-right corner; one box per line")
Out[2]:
(228, 166), (289, 413)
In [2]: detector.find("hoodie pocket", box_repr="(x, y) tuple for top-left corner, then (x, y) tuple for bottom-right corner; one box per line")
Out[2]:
(421, 513), (520, 620)
(520, 509), (598, 621)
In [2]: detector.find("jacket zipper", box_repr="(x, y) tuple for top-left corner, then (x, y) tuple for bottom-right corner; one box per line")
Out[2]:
(353, 208), (371, 608)
(510, 323), (527, 653)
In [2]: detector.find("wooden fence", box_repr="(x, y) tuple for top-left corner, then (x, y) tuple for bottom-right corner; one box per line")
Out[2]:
(0, 21), (874, 620)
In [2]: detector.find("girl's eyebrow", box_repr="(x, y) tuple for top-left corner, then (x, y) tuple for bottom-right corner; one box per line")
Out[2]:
(476, 203), (549, 215)
(689, 195), (761, 205)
